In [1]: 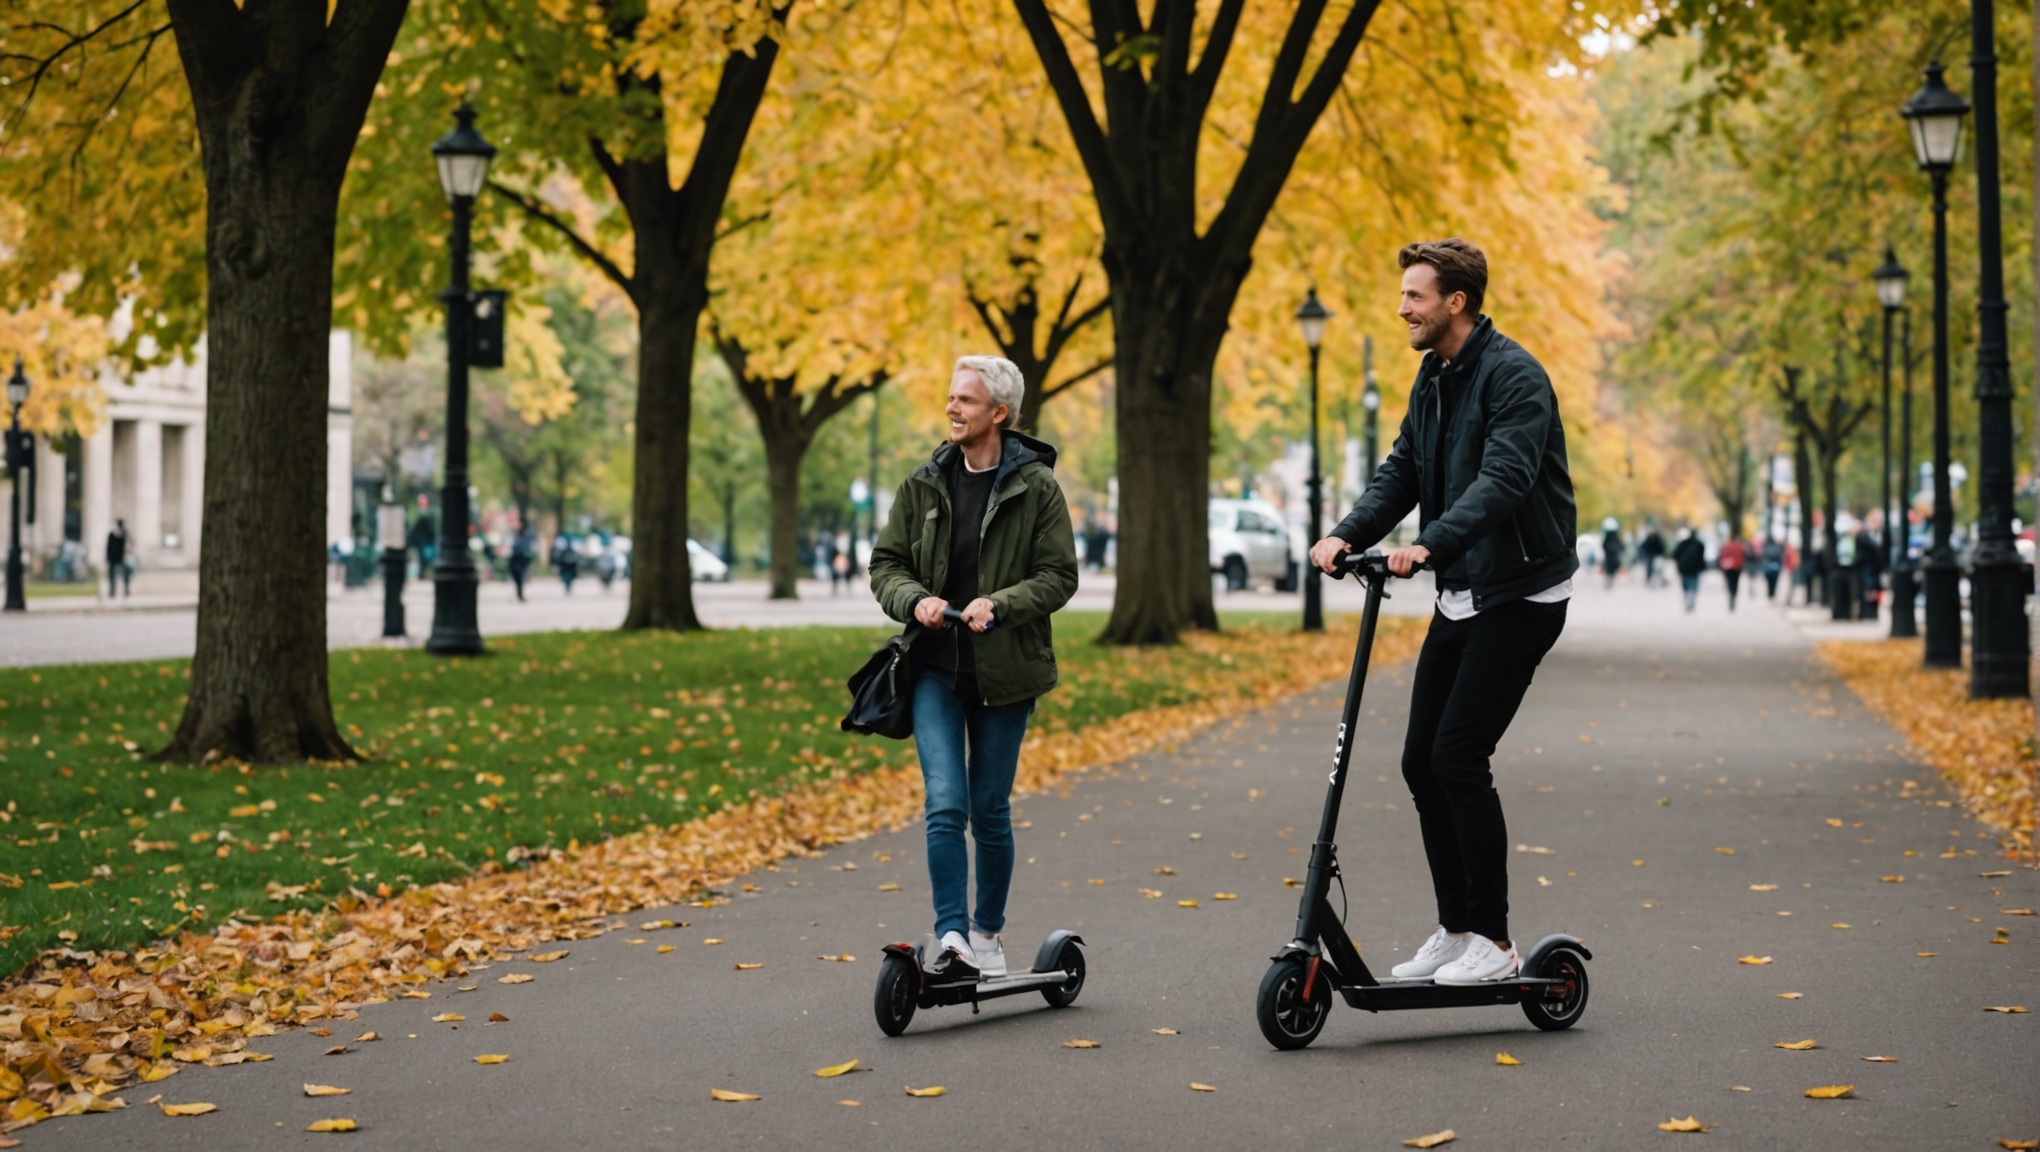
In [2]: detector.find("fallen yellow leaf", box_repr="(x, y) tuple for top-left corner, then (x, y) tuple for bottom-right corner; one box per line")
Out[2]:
(1062, 1039), (1100, 1049)
(1189, 1082), (1217, 1093)
(1880, 875), (1905, 883)
(1495, 1053), (1521, 1066)
(1152, 1028), (1178, 1035)
(1738, 956), (1773, 965)
(658, 945), (675, 954)
(1749, 884), (1779, 891)
(475, 1054), (509, 1065)
(877, 884), (901, 892)
(496, 974), (534, 985)
(1658, 1116), (1709, 1133)
(1804, 1085), (1854, 1099)
(306, 1119), (358, 1133)
(303, 1085), (351, 1097)
(818, 953), (855, 963)
(1981, 870), (2013, 878)
(1139, 888), (1164, 899)
(1983, 1006), (2029, 1013)
(814, 1059), (859, 1078)
(1831, 923), (1851, 930)
(229, 804), (262, 818)
(1825, 818), (1844, 827)
(1177, 900), (1200, 908)
(711, 1088), (761, 1102)
(1715, 847), (1735, 855)
(1730, 1086), (1751, 1092)
(1996, 1140), (2038, 1150)
(1212, 893), (1238, 901)
(159, 1102), (216, 1116)
(139, 1063), (179, 1083)
(2004, 909), (2036, 916)
(1861, 1056), (1897, 1063)
(1918, 952), (1938, 957)
(1403, 1130), (1455, 1149)
(1778, 992), (1804, 999)
(430, 1013), (465, 1023)
(838, 1100), (861, 1107)
(1775, 1039), (1817, 1051)
(529, 951), (569, 963)
(734, 963), (763, 971)
(704, 938), (725, 946)
(905, 1086), (946, 1097)
(488, 1013), (508, 1022)
(355, 1032), (380, 1043)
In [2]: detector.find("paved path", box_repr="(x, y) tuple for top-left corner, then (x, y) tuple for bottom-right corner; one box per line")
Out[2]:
(25, 578), (2038, 1149)
(0, 572), (1402, 667)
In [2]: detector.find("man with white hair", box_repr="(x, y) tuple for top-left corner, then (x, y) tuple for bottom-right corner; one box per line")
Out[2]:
(869, 355), (1079, 984)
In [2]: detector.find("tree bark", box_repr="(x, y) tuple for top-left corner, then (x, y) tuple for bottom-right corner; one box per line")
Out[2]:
(761, 431), (806, 600)
(621, 265), (705, 624)
(1011, 0), (1381, 644)
(969, 270), (1110, 434)
(157, 0), (408, 764)
(1794, 422), (1818, 603)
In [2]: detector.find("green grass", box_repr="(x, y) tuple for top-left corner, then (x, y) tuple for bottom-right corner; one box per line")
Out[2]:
(0, 612), (1310, 977)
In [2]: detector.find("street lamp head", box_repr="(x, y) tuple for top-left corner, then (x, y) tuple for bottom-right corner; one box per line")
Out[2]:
(1295, 287), (1330, 351)
(432, 103), (496, 201)
(1899, 60), (1969, 173)
(1361, 378), (1380, 411)
(1872, 245), (1909, 310)
(5, 358), (27, 409)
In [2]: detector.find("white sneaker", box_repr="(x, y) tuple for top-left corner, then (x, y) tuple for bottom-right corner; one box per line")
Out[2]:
(969, 930), (1007, 978)
(1391, 927), (1471, 979)
(927, 930), (979, 984)
(1433, 936), (1519, 985)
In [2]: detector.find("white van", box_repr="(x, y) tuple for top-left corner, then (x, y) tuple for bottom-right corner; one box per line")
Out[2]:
(1209, 498), (1297, 591)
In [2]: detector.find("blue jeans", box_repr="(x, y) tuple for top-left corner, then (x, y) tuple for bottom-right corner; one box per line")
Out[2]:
(912, 669), (1033, 938)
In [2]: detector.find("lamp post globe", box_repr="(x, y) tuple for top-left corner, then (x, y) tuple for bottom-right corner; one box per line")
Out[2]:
(426, 104), (495, 657)
(1873, 247), (1918, 639)
(1360, 336), (1379, 498)
(1900, 62), (1967, 670)
(4, 358), (28, 613)
(1296, 289), (1331, 632)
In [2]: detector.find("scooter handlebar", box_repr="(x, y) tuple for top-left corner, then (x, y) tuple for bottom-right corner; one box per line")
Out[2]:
(1332, 549), (1426, 581)
(940, 606), (999, 632)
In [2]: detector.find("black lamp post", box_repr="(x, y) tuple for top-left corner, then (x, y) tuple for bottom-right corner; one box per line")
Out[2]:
(1958, 1), (2028, 698)
(379, 492), (407, 639)
(1298, 288), (1330, 633)
(1901, 61), (1968, 669)
(1874, 248), (1917, 638)
(426, 104), (495, 657)
(1360, 335), (1380, 489)
(4, 359), (31, 613)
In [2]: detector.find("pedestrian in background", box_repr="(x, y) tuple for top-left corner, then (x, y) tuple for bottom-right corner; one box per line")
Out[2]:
(1599, 517), (1623, 589)
(104, 518), (130, 599)
(1855, 514), (1885, 622)
(1672, 527), (1706, 612)
(1717, 534), (1747, 612)
(508, 526), (534, 602)
(1760, 535), (1785, 600)
(553, 533), (579, 594)
(1638, 523), (1666, 588)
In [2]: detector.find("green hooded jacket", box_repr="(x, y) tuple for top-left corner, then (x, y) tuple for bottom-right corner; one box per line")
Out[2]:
(868, 430), (1079, 706)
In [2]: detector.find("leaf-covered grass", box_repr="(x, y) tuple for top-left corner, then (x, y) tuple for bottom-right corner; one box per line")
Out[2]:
(0, 611), (1316, 978)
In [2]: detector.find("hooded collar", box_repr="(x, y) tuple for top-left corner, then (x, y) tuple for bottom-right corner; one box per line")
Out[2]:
(1424, 314), (1494, 383)
(917, 429), (1059, 486)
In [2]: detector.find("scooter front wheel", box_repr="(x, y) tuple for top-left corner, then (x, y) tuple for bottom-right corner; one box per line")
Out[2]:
(874, 954), (919, 1036)
(1521, 945), (1589, 1032)
(1256, 957), (1330, 1050)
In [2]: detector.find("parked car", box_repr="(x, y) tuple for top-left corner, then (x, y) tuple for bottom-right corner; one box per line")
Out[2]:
(1209, 498), (1296, 591)
(688, 538), (730, 582)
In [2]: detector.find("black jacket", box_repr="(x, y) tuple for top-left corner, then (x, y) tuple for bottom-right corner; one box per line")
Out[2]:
(1331, 317), (1579, 611)
(1672, 536), (1706, 577)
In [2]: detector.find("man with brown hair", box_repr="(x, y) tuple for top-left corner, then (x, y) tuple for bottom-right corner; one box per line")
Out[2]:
(1309, 237), (1578, 985)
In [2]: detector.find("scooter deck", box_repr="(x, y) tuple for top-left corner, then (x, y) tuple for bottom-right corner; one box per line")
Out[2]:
(1340, 975), (1570, 1012)
(881, 931), (1083, 1011)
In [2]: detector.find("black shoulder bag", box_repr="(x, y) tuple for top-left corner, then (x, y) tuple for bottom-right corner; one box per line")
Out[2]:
(840, 630), (915, 739)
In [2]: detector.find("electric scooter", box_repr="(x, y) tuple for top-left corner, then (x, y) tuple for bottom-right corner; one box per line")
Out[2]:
(871, 606), (1088, 1036)
(1255, 550), (1591, 1051)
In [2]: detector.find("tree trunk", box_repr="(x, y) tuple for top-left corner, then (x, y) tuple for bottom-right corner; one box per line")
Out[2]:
(762, 430), (807, 600)
(622, 279), (705, 627)
(1819, 443), (1842, 607)
(721, 481), (737, 566)
(1100, 277), (1230, 643)
(158, 0), (408, 764)
(1794, 425), (1817, 603)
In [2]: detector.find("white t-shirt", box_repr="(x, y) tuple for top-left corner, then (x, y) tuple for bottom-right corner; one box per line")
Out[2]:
(1436, 577), (1573, 622)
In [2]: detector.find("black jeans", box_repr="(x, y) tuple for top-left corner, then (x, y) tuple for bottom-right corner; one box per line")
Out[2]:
(1402, 597), (1567, 944)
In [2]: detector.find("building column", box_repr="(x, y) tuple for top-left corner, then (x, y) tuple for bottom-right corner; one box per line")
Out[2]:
(33, 437), (63, 562)
(183, 420), (205, 566)
(134, 419), (163, 561)
(82, 424), (112, 577)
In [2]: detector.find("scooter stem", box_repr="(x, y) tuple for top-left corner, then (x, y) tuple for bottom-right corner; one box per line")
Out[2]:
(1291, 566), (1389, 947)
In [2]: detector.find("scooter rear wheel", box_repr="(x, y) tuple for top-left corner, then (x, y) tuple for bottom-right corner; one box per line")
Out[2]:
(1039, 939), (1086, 1008)
(874, 954), (919, 1036)
(1521, 945), (1589, 1032)
(1256, 957), (1331, 1050)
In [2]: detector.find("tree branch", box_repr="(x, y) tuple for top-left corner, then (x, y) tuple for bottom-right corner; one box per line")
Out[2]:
(1011, 0), (1132, 235)
(488, 179), (634, 294)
